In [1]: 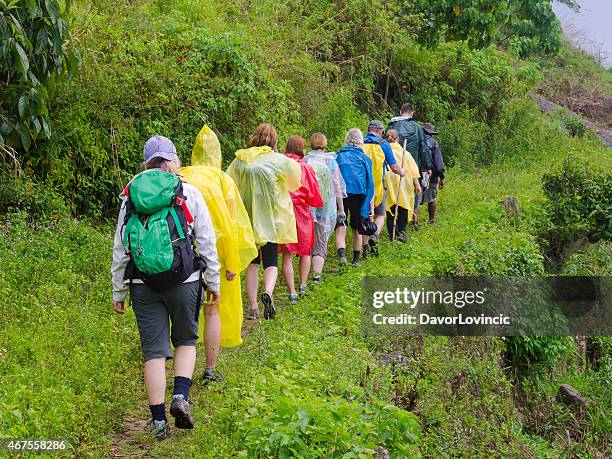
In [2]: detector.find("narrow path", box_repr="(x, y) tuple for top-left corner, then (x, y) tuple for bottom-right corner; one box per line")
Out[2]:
(534, 96), (612, 147)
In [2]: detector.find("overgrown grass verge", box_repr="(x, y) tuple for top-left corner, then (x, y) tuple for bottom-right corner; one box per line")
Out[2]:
(0, 212), (143, 454)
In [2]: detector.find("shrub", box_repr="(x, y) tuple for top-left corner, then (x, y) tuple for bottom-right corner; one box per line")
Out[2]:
(504, 336), (574, 374)
(0, 0), (80, 151)
(541, 159), (612, 263)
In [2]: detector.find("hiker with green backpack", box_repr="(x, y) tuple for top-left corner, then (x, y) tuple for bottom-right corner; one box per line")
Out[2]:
(111, 135), (221, 439)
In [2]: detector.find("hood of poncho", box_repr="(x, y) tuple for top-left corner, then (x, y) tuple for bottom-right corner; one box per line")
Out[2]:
(191, 125), (222, 169)
(306, 150), (337, 161)
(234, 145), (273, 162)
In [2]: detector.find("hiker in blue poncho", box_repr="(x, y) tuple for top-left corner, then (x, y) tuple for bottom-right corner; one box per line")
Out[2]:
(335, 128), (375, 266)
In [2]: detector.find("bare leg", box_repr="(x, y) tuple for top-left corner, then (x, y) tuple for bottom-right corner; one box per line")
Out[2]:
(246, 263), (259, 311)
(173, 345), (196, 379)
(299, 255), (311, 285)
(203, 304), (221, 368)
(311, 255), (325, 275)
(336, 226), (346, 250)
(144, 358), (166, 405)
(263, 266), (278, 295)
(374, 214), (385, 235)
(281, 250), (296, 295)
(428, 201), (437, 223)
(352, 230), (362, 251)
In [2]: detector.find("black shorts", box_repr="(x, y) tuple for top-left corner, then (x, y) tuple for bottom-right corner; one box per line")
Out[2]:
(343, 193), (366, 230)
(251, 242), (279, 268)
(132, 281), (200, 362)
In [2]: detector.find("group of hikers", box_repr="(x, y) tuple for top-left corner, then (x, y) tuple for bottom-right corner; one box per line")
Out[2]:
(110, 102), (445, 439)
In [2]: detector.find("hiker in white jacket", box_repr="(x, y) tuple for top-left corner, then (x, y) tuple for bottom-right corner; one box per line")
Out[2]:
(111, 135), (220, 439)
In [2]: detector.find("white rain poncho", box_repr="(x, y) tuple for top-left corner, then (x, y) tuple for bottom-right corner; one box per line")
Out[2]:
(303, 150), (346, 234)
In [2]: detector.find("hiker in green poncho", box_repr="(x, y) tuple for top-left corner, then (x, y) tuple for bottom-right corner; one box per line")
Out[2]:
(111, 135), (221, 439)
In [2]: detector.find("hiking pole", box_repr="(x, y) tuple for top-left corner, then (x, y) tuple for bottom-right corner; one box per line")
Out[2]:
(391, 139), (408, 241)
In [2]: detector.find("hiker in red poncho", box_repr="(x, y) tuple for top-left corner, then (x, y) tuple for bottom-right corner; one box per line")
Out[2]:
(281, 135), (323, 304)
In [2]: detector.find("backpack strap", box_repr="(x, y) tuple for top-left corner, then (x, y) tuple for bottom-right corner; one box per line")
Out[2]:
(168, 207), (186, 239)
(175, 196), (193, 224)
(195, 269), (203, 321)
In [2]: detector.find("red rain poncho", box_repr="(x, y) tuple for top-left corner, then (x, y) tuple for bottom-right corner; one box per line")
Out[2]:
(282, 154), (323, 256)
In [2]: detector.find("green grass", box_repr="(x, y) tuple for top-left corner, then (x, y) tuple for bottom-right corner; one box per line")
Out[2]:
(0, 131), (609, 457)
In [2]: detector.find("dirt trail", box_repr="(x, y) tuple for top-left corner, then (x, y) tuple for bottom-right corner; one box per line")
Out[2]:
(109, 318), (259, 458)
(535, 97), (612, 147)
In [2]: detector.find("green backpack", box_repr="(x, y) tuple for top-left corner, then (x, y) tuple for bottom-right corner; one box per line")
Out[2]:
(121, 170), (203, 290)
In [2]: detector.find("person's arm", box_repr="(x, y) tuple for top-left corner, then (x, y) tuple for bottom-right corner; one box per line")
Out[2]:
(190, 188), (221, 298)
(382, 141), (405, 177)
(111, 200), (129, 299)
(333, 167), (345, 214)
(413, 178), (421, 195)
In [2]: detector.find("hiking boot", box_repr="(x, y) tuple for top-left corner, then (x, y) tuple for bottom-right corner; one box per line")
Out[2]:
(362, 244), (371, 257)
(338, 256), (347, 265)
(261, 291), (276, 319)
(288, 293), (299, 304)
(299, 284), (308, 295)
(351, 259), (360, 266)
(169, 395), (194, 429)
(147, 419), (170, 440)
(411, 221), (420, 231)
(246, 308), (260, 321)
(396, 231), (407, 243)
(203, 368), (224, 385)
(312, 275), (321, 284)
(369, 233), (379, 246)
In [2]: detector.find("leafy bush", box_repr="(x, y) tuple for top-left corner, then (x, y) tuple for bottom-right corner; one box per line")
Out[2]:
(12, 0), (561, 217)
(0, 174), (67, 221)
(561, 241), (612, 276)
(548, 108), (589, 137)
(504, 336), (574, 373)
(0, 0), (80, 151)
(413, 0), (562, 57)
(431, 224), (545, 276)
(541, 159), (612, 263)
(239, 397), (419, 458)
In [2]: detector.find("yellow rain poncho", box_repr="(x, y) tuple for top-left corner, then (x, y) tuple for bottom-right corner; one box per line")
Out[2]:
(180, 125), (257, 347)
(385, 142), (420, 216)
(362, 143), (385, 207)
(226, 146), (301, 246)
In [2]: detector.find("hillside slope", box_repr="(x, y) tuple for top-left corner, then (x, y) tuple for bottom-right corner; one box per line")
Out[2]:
(2, 122), (608, 457)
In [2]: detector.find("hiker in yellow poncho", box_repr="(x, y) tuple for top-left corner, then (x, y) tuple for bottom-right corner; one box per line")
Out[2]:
(384, 129), (421, 243)
(226, 123), (302, 321)
(180, 125), (257, 383)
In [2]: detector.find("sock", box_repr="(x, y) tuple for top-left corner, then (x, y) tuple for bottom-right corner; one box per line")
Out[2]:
(205, 367), (214, 374)
(337, 248), (346, 258)
(173, 376), (192, 400)
(352, 250), (360, 263)
(150, 403), (166, 422)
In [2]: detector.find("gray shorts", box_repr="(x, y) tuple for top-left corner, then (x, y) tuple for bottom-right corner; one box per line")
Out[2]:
(422, 183), (439, 203)
(374, 193), (387, 217)
(131, 280), (201, 361)
(311, 222), (333, 258)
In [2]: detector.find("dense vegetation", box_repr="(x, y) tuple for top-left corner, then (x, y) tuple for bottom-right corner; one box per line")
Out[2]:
(0, 0), (610, 457)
